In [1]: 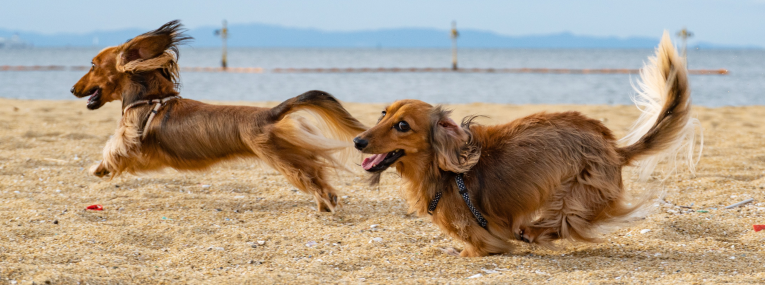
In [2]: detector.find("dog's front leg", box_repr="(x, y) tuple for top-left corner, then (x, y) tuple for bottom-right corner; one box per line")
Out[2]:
(90, 123), (141, 179)
(459, 243), (485, 257)
(89, 161), (110, 177)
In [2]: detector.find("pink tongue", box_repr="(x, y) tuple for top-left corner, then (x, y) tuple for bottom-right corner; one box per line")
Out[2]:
(362, 153), (387, 170)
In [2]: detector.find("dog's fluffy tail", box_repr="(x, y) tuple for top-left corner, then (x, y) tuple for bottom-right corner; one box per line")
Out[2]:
(581, 34), (703, 239)
(270, 90), (368, 166)
(617, 32), (702, 181)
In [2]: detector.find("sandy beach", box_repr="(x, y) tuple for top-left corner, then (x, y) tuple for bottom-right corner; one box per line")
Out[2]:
(1, 98), (763, 284)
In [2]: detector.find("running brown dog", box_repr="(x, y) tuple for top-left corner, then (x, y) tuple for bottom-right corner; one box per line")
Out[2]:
(352, 32), (701, 256)
(70, 20), (367, 212)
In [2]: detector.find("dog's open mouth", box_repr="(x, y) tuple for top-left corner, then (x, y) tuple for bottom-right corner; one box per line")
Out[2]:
(85, 88), (101, 109)
(362, 149), (405, 172)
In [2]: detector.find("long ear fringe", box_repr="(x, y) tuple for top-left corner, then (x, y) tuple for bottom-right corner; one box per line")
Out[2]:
(116, 20), (192, 88)
(147, 20), (193, 61)
(430, 106), (481, 173)
(116, 51), (176, 73)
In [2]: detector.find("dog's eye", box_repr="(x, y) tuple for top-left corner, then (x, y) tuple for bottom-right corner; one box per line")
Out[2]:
(91, 62), (95, 69)
(394, 121), (410, 132)
(378, 110), (386, 122)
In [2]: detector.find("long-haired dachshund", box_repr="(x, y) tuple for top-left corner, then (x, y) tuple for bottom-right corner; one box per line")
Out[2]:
(353, 32), (701, 256)
(70, 20), (366, 212)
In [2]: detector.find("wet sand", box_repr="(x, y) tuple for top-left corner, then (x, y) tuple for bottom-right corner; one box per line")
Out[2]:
(1, 98), (764, 283)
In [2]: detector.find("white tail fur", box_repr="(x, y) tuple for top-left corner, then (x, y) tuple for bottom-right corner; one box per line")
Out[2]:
(276, 113), (354, 172)
(291, 109), (364, 173)
(619, 31), (703, 181)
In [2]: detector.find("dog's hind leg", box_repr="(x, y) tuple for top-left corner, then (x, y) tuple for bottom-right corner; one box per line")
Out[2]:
(257, 144), (340, 212)
(249, 114), (352, 212)
(282, 158), (339, 213)
(519, 165), (626, 246)
(249, 133), (342, 211)
(519, 184), (598, 246)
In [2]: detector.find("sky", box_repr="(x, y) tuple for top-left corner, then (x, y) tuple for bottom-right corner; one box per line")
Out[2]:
(2, 0), (764, 47)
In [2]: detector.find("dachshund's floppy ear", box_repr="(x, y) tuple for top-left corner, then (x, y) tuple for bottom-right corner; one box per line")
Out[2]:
(437, 117), (468, 141)
(116, 20), (192, 74)
(431, 106), (480, 173)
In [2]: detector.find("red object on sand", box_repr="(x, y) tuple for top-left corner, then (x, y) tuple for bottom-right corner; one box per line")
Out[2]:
(754, 225), (765, 232)
(86, 204), (104, 211)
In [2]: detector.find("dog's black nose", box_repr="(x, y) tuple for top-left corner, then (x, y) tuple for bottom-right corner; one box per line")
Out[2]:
(70, 86), (75, 94)
(353, 137), (368, 151)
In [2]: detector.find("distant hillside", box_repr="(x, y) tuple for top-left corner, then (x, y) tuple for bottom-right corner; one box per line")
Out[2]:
(0, 23), (757, 49)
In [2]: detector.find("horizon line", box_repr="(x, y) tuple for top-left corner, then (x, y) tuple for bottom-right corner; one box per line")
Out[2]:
(1, 22), (762, 49)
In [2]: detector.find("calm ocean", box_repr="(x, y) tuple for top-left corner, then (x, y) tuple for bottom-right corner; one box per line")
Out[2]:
(0, 48), (762, 106)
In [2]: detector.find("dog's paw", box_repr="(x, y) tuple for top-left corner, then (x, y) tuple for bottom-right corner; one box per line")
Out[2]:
(514, 229), (531, 243)
(317, 193), (339, 213)
(438, 247), (461, 257)
(318, 204), (333, 213)
(89, 163), (110, 178)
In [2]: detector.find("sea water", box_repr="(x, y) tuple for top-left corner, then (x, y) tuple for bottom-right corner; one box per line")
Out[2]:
(0, 47), (762, 106)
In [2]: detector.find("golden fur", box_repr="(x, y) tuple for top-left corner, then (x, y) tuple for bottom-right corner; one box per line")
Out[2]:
(71, 20), (367, 212)
(354, 32), (701, 256)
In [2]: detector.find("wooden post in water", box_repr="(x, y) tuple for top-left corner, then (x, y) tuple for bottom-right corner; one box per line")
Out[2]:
(215, 20), (229, 69)
(677, 27), (693, 68)
(451, 21), (459, 70)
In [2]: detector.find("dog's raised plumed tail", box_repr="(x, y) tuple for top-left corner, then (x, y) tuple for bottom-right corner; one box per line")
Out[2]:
(270, 90), (367, 140)
(270, 90), (368, 167)
(617, 31), (702, 181)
